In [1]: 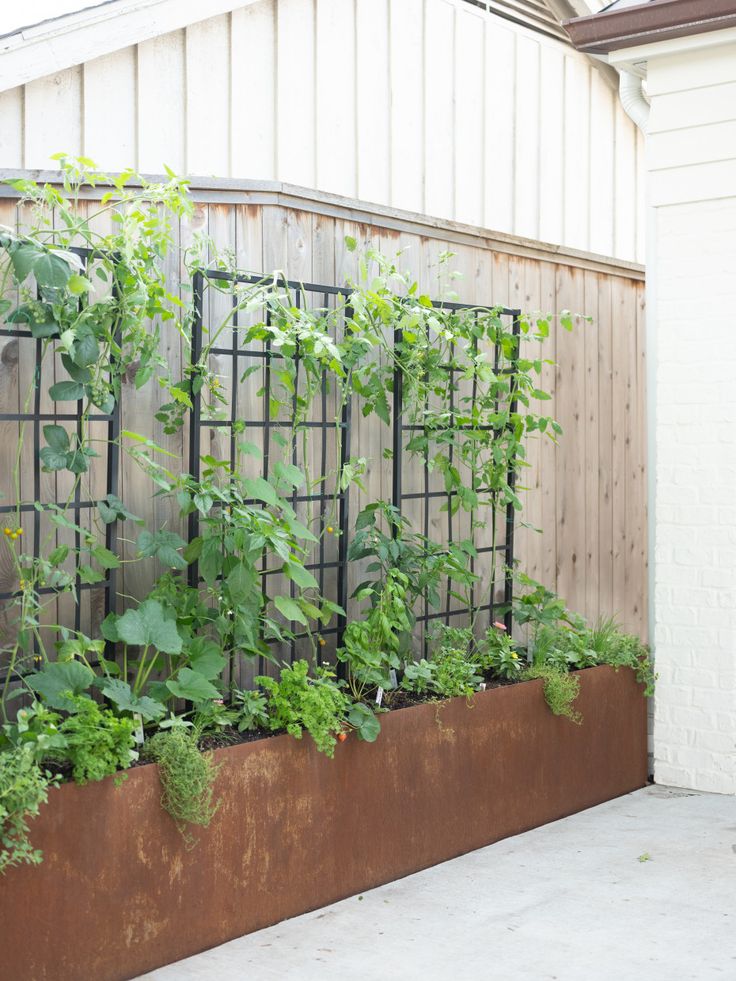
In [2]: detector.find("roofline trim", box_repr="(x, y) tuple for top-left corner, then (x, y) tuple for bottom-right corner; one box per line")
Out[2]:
(564, 0), (736, 55)
(0, 0), (258, 92)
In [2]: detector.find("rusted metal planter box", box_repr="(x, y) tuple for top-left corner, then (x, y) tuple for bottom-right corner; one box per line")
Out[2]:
(2, 665), (647, 981)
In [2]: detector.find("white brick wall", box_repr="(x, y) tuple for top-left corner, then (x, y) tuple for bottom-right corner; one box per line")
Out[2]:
(647, 40), (736, 794)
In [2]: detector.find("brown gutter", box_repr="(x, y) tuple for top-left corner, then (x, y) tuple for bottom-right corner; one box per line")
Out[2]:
(564, 0), (736, 54)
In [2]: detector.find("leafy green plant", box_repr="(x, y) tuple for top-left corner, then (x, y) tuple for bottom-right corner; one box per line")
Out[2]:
(402, 650), (481, 699)
(337, 570), (411, 700)
(429, 623), (474, 658)
(513, 572), (575, 648)
(348, 501), (476, 617)
(432, 650), (482, 698)
(525, 666), (582, 725)
(477, 623), (523, 680)
(589, 628), (656, 696)
(0, 159), (192, 701)
(146, 728), (220, 843)
(55, 697), (136, 784)
(257, 660), (349, 757)
(0, 746), (58, 873)
(231, 689), (269, 732)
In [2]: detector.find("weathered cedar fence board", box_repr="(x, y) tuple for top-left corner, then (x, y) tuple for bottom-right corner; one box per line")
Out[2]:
(0, 180), (647, 642)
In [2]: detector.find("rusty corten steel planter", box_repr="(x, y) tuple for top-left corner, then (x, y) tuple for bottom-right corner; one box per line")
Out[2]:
(1, 665), (647, 981)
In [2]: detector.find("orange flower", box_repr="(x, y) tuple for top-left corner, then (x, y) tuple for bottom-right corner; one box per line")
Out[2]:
(493, 620), (507, 631)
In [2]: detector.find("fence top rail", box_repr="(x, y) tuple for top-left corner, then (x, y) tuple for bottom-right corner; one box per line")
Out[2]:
(0, 170), (645, 281)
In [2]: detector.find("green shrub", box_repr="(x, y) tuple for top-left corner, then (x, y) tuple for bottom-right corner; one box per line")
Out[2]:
(0, 746), (57, 873)
(525, 666), (582, 725)
(146, 728), (220, 841)
(257, 660), (349, 757)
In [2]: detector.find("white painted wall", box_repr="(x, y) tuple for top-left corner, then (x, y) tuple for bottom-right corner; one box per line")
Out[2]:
(0, 0), (645, 262)
(630, 34), (736, 795)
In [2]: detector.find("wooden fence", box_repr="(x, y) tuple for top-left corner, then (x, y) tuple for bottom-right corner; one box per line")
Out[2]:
(0, 178), (647, 643)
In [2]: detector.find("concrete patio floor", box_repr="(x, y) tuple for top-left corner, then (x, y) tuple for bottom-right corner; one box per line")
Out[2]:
(139, 785), (736, 980)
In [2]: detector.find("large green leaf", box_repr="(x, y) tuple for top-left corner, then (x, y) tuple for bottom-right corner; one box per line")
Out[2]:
(27, 660), (94, 711)
(33, 251), (75, 290)
(165, 668), (220, 703)
(283, 561), (319, 591)
(187, 639), (226, 681)
(137, 529), (187, 570)
(348, 703), (381, 743)
(226, 562), (259, 605)
(40, 423), (71, 471)
(243, 477), (282, 508)
(273, 461), (305, 489)
(274, 594), (308, 625)
(99, 679), (166, 722)
(115, 599), (183, 655)
(72, 325), (99, 368)
(49, 381), (85, 401)
(9, 243), (44, 282)
(97, 494), (144, 526)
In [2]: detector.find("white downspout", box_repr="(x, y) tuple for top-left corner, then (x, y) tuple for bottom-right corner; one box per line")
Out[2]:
(619, 69), (650, 133)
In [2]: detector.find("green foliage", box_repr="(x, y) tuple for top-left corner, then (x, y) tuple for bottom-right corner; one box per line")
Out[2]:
(232, 689), (269, 732)
(525, 666), (582, 725)
(346, 702), (381, 742)
(429, 623), (474, 658)
(257, 661), (349, 757)
(26, 660), (95, 711)
(402, 649), (482, 699)
(337, 570), (411, 700)
(476, 624), (524, 680)
(0, 701), (68, 761)
(590, 628), (656, 697)
(146, 728), (220, 841)
(0, 747), (57, 874)
(56, 697), (136, 784)
(0, 165), (608, 837)
(432, 650), (482, 698)
(513, 572), (574, 643)
(348, 502), (477, 615)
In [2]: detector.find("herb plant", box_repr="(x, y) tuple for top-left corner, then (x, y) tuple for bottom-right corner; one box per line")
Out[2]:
(257, 661), (350, 758)
(0, 747), (57, 873)
(146, 728), (220, 843)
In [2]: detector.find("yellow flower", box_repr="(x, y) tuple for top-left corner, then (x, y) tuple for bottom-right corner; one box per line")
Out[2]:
(511, 652), (519, 660)
(3, 528), (11, 536)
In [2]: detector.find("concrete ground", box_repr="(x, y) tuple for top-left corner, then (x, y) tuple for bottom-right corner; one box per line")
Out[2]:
(139, 786), (736, 981)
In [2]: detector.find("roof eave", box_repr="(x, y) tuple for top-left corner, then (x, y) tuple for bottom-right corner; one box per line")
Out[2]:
(564, 0), (736, 55)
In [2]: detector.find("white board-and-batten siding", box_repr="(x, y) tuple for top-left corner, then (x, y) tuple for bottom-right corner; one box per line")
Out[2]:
(0, 0), (644, 263)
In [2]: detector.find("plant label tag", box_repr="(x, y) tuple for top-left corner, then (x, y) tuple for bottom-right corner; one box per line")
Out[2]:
(375, 687), (384, 706)
(133, 713), (144, 745)
(389, 669), (398, 689)
(479, 682), (487, 692)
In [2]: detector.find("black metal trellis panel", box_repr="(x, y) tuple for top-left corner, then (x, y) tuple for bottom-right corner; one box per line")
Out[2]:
(187, 270), (354, 666)
(188, 269), (520, 665)
(391, 302), (521, 649)
(0, 246), (121, 680)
